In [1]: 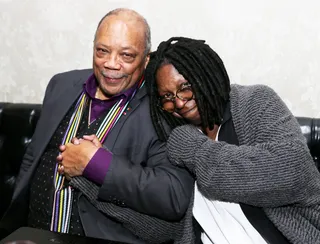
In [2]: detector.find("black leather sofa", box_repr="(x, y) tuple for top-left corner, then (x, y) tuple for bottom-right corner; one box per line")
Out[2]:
(0, 102), (320, 220)
(0, 103), (41, 218)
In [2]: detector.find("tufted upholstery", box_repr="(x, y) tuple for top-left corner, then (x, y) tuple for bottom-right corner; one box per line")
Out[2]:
(296, 117), (320, 167)
(0, 103), (41, 219)
(0, 103), (319, 220)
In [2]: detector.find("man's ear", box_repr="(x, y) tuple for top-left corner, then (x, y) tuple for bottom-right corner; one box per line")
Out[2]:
(144, 53), (150, 69)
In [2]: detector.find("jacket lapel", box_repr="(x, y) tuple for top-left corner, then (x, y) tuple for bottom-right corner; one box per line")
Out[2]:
(35, 75), (147, 160)
(13, 75), (88, 199)
(34, 78), (85, 159)
(104, 85), (147, 150)
(39, 82), (83, 150)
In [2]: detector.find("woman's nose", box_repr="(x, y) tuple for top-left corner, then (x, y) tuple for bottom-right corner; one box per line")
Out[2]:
(174, 97), (187, 109)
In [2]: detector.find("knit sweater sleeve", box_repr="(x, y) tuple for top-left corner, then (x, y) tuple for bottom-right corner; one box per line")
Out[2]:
(166, 85), (317, 208)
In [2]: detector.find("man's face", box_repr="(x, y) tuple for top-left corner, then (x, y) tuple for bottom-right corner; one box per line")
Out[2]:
(93, 15), (149, 99)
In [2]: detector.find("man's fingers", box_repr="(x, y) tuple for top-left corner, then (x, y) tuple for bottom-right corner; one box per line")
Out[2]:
(59, 145), (66, 152)
(56, 154), (63, 162)
(83, 134), (96, 141)
(58, 164), (64, 174)
(83, 134), (101, 147)
(58, 166), (71, 180)
(91, 137), (102, 147)
(71, 137), (81, 145)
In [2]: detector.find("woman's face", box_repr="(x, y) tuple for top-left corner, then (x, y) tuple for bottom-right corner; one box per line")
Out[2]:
(156, 63), (201, 125)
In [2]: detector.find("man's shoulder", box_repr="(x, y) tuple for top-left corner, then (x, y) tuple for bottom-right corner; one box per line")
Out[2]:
(52, 68), (93, 81)
(44, 69), (93, 98)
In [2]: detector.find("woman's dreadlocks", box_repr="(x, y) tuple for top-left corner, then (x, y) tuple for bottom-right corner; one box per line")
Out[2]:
(145, 37), (231, 141)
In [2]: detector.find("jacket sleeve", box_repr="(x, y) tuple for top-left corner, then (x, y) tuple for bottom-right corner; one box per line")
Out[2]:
(98, 135), (194, 222)
(166, 86), (318, 208)
(14, 140), (35, 187)
(15, 74), (58, 187)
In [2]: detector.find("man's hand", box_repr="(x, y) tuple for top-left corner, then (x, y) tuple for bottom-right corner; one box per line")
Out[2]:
(57, 135), (102, 177)
(73, 134), (102, 147)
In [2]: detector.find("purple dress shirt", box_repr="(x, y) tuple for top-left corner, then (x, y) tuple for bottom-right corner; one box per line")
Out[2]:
(82, 74), (138, 185)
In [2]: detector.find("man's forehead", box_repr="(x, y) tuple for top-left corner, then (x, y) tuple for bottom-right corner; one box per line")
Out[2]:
(96, 16), (146, 50)
(100, 12), (145, 31)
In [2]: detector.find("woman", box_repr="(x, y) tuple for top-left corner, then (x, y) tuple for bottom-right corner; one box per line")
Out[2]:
(145, 37), (320, 244)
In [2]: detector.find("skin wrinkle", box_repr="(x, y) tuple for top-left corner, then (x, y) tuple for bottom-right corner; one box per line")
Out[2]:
(93, 10), (150, 100)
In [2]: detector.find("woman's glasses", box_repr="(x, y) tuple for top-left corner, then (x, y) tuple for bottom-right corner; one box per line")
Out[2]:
(159, 82), (194, 113)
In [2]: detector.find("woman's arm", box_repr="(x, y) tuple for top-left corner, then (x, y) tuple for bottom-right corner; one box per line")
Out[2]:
(166, 86), (317, 207)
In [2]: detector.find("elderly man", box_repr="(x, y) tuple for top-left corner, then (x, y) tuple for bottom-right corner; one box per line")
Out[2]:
(0, 8), (193, 244)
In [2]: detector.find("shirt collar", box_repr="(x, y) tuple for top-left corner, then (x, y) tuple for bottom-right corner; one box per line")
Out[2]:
(83, 73), (140, 102)
(221, 100), (231, 126)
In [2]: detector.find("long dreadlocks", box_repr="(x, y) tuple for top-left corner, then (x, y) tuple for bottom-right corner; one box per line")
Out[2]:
(145, 37), (231, 141)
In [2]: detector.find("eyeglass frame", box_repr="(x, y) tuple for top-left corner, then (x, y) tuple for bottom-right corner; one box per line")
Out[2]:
(158, 82), (194, 113)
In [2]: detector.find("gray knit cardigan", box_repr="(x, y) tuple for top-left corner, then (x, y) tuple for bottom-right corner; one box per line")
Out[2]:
(70, 84), (320, 244)
(167, 84), (320, 244)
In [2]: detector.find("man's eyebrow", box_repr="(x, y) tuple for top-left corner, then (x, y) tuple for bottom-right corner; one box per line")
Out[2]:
(95, 43), (138, 53)
(121, 46), (139, 52)
(95, 43), (109, 48)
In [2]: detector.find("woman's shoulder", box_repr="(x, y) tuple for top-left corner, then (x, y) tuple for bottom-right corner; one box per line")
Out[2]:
(230, 83), (278, 99)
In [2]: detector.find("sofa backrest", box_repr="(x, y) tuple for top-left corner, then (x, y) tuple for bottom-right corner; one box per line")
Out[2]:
(0, 103), (41, 218)
(0, 103), (319, 219)
(296, 117), (320, 168)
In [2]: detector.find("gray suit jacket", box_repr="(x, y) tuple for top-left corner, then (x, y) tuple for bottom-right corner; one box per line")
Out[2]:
(1, 69), (194, 243)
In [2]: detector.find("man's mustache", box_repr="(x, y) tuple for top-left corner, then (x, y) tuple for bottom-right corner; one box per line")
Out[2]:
(101, 71), (128, 79)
